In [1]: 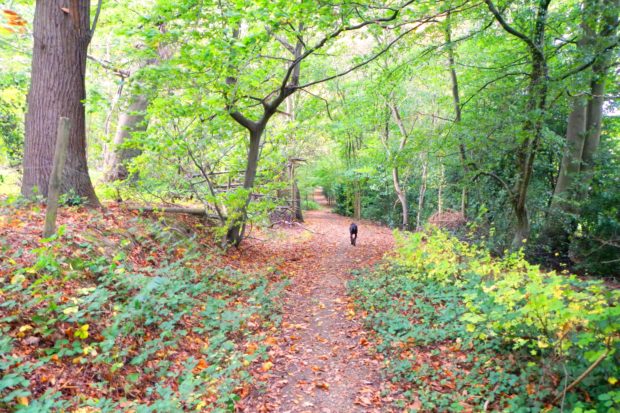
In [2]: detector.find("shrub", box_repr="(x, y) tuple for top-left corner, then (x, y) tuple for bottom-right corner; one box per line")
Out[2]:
(350, 229), (619, 412)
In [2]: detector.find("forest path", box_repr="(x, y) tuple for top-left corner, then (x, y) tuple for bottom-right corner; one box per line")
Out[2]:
(240, 192), (395, 412)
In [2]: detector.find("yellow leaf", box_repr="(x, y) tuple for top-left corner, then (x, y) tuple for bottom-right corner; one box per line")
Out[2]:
(10, 274), (25, 284)
(16, 396), (28, 406)
(63, 306), (78, 315)
(609, 377), (618, 385)
(315, 381), (329, 390)
(18, 325), (33, 333)
(261, 361), (273, 371)
(0, 24), (14, 35)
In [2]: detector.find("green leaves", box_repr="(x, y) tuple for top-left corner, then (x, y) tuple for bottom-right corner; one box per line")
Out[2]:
(350, 229), (620, 411)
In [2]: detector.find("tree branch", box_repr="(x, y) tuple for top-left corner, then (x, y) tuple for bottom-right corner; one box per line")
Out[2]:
(483, 0), (540, 56)
(279, 0), (417, 93)
(473, 171), (513, 196)
(299, 88), (333, 120)
(89, 0), (103, 42)
(229, 111), (258, 132)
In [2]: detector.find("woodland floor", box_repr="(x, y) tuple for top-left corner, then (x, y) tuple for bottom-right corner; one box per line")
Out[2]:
(0, 193), (401, 412)
(239, 193), (397, 413)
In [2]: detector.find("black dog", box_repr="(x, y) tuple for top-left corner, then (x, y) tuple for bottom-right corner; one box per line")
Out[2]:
(350, 223), (358, 246)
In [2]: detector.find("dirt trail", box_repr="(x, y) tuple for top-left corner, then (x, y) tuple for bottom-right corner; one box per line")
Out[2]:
(241, 192), (395, 412)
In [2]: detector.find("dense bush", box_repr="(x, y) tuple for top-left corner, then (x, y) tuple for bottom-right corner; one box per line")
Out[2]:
(349, 229), (619, 412)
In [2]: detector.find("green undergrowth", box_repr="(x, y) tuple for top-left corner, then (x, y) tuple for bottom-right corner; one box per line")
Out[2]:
(0, 202), (285, 412)
(349, 229), (619, 412)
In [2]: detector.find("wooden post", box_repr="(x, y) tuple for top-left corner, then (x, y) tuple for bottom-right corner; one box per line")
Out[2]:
(43, 117), (71, 238)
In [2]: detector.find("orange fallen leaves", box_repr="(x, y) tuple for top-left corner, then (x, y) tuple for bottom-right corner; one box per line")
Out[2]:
(264, 336), (278, 346)
(193, 358), (208, 373)
(246, 342), (259, 355)
(314, 381), (329, 391)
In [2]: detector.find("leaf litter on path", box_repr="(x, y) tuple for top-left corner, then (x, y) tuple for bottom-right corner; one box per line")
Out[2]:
(238, 195), (398, 412)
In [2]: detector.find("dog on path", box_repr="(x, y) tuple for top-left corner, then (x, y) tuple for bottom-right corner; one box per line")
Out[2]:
(349, 223), (358, 246)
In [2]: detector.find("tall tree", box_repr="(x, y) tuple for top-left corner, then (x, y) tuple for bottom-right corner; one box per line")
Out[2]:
(484, 0), (551, 248)
(216, 0), (423, 245)
(22, 0), (101, 206)
(382, 101), (411, 230)
(103, 24), (171, 183)
(543, 0), (619, 249)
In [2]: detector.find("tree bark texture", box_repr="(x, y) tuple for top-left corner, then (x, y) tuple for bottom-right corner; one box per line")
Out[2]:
(22, 0), (99, 206)
(544, 0), (619, 249)
(104, 94), (148, 181)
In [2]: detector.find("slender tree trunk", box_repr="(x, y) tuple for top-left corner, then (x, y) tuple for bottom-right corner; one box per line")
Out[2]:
(353, 181), (362, 220)
(484, 0), (551, 249)
(416, 155), (428, 231)
(104, 94), (148, 181)
(444, 9), (468, 217)
(294, 183), (303, 221)
(22, 0), (99, 206)
(226, 127), (263, 246)
(393, 167), (408, 230)
(385, 102), (410, 230)
(438, 164), (446, 215)
(225, 25), (303, 246)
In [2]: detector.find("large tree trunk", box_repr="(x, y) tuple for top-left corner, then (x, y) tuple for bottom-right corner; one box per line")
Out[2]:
(104, 94), (148, 182)
(22, 0), (99, 206)
(542, 97), (587, 246)
(580, 60), (608, 183)
(103, 27), (170, 183)
(552, 98), (587, 203)
(544, 0), (618, 250)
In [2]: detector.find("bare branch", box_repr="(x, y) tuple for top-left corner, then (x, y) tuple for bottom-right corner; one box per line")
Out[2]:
(89, 0), (103, 42)
(87, 55), (130, 78)
(279, 0), (417, 93)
